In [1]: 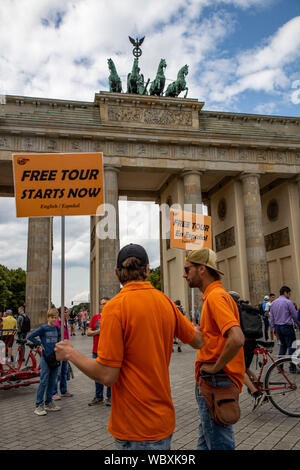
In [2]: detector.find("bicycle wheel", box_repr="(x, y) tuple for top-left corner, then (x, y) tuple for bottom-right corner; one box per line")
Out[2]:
(264, 357), (300, 417)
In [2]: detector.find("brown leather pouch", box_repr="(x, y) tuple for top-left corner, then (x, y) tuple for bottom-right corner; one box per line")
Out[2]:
(199, 377), (240, 426)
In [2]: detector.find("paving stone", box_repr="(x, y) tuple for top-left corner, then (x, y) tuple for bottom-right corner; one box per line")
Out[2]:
(1, 335), (299, 450)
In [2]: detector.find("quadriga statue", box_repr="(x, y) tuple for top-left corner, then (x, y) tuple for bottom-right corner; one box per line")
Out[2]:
(108, 58), (122, 93)
(165, 64), (189, 98)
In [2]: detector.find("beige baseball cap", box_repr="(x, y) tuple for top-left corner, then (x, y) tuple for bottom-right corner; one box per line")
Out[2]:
(185, 248), (224, 276)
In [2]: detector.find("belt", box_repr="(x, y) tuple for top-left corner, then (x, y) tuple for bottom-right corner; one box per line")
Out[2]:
(200, 375), (228, 383)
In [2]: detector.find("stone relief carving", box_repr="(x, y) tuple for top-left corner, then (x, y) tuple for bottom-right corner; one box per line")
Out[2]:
(47, 139), (59, 151)
(114, 142), (129, 155)
(215, 227), (235, 252)
(218, 148), (229, 160)
(175, 145), (191, 158)
(93, 140), (106, 152)
(71, 139), (82, 151)
(238, 150), (250, 161)
(265, 227), (290, 252)
(136, 143), (148, 157)
(157, 144), (170, 157)
(0, 136), (10, 148)
(23, 137), (34, 150)
(273, 151), (287, 163)
(257, 150), (268, 162)
(107, 105), (192, 127)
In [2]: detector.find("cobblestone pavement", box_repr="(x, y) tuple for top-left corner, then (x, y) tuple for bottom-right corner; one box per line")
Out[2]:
(1, 331), (300, 451)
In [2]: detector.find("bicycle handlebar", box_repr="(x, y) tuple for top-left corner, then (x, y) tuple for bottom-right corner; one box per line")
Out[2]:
(16, 339), (39, 349)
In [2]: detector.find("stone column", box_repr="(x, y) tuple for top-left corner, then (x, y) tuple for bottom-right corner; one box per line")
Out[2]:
(156, 197), (164, 293)
(182, 169), (203, 214)
(297, 175), (300, 207)
(26, 217), (52, 328)
(240, 173), (269, 305)
(98, 166), (120, 300)
(182, 169), (203, 314)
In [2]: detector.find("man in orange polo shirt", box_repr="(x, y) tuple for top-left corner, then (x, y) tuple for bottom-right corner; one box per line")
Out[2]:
(184, 248), (245, 450)
(55, 243), (204, 450)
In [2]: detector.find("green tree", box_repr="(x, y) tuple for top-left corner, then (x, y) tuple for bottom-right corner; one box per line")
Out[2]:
(71, 302), (90, 314)
(0, 265), (26, 314)
(0, 265), (12, 312)
(10, 268), (26, 312)
(147, 266), (161, 290)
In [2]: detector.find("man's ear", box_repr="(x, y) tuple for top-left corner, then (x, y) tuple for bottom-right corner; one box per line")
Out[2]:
(145, 264), (150, 276)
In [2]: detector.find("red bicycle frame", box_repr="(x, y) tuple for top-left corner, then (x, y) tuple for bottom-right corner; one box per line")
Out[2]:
(0, 331), (41, 390)
(253, 346), (295, 392)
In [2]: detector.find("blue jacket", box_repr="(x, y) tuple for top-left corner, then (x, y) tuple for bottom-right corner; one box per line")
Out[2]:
(27, 324), (61, 357)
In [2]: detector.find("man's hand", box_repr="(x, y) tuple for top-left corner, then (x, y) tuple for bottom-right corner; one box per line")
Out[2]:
(200, 363), (219, 375)
(55, 340), (120, 386)
(189, 326), (204, 349)
(55, 340), (74, 361)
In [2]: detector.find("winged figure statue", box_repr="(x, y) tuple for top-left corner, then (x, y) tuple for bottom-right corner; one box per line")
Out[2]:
(128, 36), (145, 48)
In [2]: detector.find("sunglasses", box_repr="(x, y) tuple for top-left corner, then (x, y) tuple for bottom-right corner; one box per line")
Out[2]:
(184, 264), (202, 274)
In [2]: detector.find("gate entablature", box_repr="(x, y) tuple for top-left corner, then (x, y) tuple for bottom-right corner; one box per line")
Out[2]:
(95, 91), (204, 130)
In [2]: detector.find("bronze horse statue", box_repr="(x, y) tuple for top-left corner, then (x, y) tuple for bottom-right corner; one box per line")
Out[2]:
(149, 58), (167, 96)
(165, 64), (189, 98)
(127, 58), (150, 95)
(108, 58), (122, 93)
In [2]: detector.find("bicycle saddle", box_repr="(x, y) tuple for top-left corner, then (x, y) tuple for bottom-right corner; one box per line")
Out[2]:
(256, 340), (274, 348)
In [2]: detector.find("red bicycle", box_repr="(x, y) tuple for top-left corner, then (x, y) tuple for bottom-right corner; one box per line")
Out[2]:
(0, 330), (41, 390)
(251, 340), (300, 417)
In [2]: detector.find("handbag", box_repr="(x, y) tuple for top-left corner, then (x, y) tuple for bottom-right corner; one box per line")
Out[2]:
(199, 377), (240, 426)
(43, 351), (60, 370)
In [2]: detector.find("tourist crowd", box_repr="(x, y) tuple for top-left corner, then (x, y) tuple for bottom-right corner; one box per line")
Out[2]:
(2, 245), (300, 451)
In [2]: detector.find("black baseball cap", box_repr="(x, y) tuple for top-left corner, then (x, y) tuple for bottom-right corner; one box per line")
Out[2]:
(117, 243), (149, 269)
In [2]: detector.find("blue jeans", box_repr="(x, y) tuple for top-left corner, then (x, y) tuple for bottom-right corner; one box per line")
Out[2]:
(114, 434), (172, 450)
(195, 378), (235, 450)
(276, 324), (296, 370)
(53, 360), (68, 395)
(263, 317), (269, 341)
(92, 352), (111, 399)
(36, 355), (59, 407)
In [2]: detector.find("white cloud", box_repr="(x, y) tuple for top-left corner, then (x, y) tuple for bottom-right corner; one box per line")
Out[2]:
(254, 102), (278, 115)
(1, 0), (299, 308)
(237, 17), (300, 76)
(0, 0), (277, 102)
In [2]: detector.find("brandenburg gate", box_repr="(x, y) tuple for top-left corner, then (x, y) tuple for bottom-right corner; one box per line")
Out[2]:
(1, 90), (300, 326)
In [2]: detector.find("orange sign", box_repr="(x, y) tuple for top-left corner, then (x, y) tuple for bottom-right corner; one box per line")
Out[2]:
(13, 153), (104, 217)
(170, 209), (212, 250)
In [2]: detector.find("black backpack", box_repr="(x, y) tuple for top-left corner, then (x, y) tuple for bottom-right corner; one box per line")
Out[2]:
(21, 314), (31, 333)
(238, 303), (263, 339)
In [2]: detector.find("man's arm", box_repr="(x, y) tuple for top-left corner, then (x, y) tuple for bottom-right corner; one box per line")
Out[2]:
(200, 326), (244, 375)
(189, 326), (204, 349)
(55, 340), (120, 386)
(269, 304), (274, 329)
(86, 327), (100, 337)
(288, 301), (300, 328)
(86, 316), (100, 336)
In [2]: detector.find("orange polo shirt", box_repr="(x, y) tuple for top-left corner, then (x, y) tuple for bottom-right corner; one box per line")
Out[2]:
(195, 281), (245, 392)
(97, 281), (196, 441)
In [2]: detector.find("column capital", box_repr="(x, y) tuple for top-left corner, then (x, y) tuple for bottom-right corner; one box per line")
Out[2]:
(181, 168), (204, 178)
(104, 164), (121, 174)
(239, 172), (261, 182)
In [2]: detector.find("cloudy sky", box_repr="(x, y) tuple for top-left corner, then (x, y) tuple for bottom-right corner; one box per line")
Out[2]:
(0, 0), (300, 307)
